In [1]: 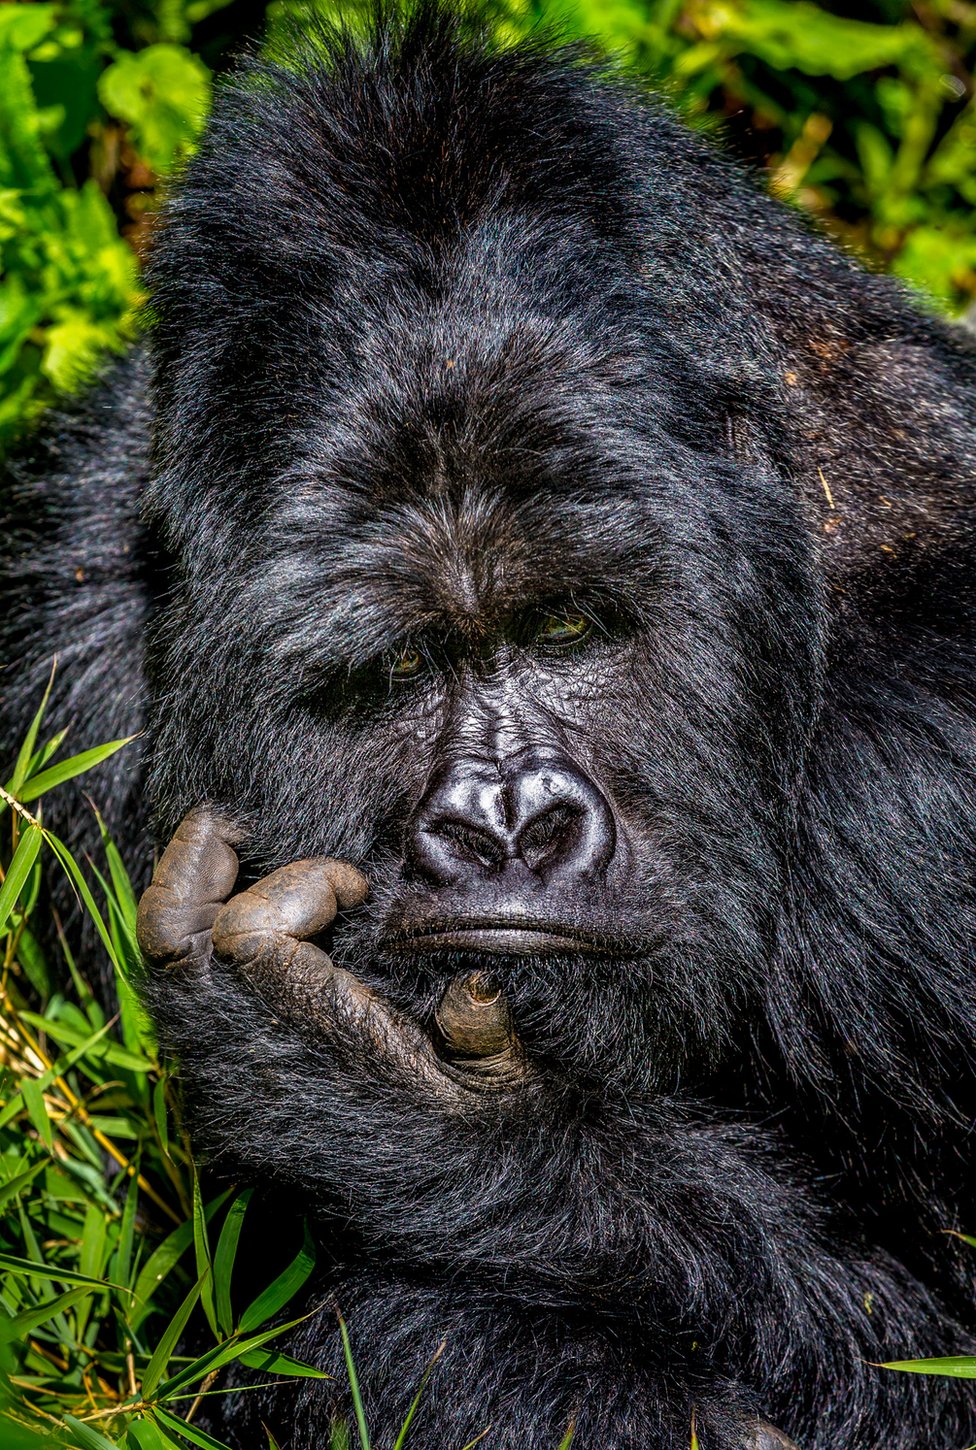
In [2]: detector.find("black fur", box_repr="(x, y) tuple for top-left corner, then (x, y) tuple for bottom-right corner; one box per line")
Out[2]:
(3, 8), (976, 1445)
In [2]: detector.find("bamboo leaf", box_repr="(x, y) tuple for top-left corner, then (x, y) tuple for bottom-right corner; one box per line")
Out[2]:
(8, 663), (55, 794)
(141, 1268), (210, 1399)
(391, 1339), (443, 1450)
(62, 1414), (120, 1450)
(0, 824), (43, 932)
(155, 1406), (237, 1450)
(238, 1348), (331, 1379)
(17, 736), (137, 803)
(214, 1188), (252, 1336)
(880, 1355), (976, 1378)
(0, 1250), (115, 1290)
(338, 1312), (370, 1450)
(238, 1222), (314, 1334)
(0, 1284), (91, 1341)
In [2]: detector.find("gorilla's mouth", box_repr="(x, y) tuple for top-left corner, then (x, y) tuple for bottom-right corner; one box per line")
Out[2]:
(387, 917), (622, 956)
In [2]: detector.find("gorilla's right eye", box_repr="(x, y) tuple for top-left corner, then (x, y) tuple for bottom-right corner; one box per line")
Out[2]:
(389, 646), (425, 681)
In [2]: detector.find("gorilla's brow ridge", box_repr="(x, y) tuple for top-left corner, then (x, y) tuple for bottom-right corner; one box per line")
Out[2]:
(256, 488), (659, 672)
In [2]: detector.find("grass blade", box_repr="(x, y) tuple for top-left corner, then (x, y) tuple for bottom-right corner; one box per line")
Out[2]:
(880, 1356), (976, 1377)
(0, 824), (43, 932)
(337, 1311), (370, 1450)
(141, 1269), (210, 1399)
(238, 1221), (314, 1334)
(17, 736), (137, 803)
(213, 1188), (252, 1336)
(8, 663), (55, 794)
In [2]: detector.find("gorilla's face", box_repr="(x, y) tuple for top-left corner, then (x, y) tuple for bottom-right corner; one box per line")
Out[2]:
(147, 310), (823, 1090)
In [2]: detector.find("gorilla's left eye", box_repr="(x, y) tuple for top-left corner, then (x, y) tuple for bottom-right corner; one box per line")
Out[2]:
(389, 646), (425, 680)
(535, 611), (591, 647)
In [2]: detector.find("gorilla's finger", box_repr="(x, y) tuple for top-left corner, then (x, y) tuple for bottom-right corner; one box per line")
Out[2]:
(436, 973), (529, 1087)
(436, 972), (516, 1058)
(212, 859), (368, 961)
(137, 806), (242, 969)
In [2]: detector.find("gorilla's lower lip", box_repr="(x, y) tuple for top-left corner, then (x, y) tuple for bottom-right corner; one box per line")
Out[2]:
(389, 923), (611, 955)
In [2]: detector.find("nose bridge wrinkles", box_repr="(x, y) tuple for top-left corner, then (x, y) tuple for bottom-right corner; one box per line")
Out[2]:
(442, 677), (547, 773)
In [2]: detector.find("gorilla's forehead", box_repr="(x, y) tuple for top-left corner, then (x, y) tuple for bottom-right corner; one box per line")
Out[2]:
(258, 468), (661, 671)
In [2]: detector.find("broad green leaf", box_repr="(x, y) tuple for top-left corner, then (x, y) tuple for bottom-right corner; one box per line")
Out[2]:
(17, 736), (136, 803)
(98, 45), (211, 174)
(0, 824), (43, 932)
(214, 1188), (253, 1335)
(881, 1356), (976, 1378)
(155, 1407), (236, 1450)
(141, 1268), (211, 1399)
(238, 1348), (331, 1379)
(8, 664), (55, 793)
(238, 1222), (315, 1333)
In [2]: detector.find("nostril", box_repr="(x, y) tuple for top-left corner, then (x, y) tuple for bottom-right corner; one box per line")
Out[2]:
(517, 802), (579, 872)
(430, 818), (507, 869)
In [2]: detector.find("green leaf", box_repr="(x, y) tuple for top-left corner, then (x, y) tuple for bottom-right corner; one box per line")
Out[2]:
(154, 1312), (313, 1400)
(880, 1355), (976, 1378)
(0, 1250), (113, 1290)
(8, 664), (55, 793)
(155, 1407), (236, 1450)
(126, 1418), (186, 1450)
(214, 1188), (252, 1336)
(238, 1348), (331, 1379)
(238, 1222), (315, 1334)
(338, 1312), (370, 1450)
(391, 1339), (443, 1450)
(0, 1284), (91, 1342)
(141, 1268), (211, 1399)
(61, 1414), (119, 1450)
(20, 1076), (53, 1151)
(0, 824), (43, 932)
(98, 45), (211, 174)
(0, 1160), (45, 1211)
(192, 1170), (217, 1336)
(132, 1191), (231, 1327)
(17, 736), (136, 803)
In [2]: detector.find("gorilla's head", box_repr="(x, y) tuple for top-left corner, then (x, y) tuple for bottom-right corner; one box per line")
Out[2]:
(141, 20), (831, 1094)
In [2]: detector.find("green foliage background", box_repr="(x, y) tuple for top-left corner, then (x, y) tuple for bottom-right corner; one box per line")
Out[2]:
(2, 0), (976, 441)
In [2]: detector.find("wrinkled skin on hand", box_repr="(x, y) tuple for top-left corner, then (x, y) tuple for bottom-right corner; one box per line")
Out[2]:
(136, 806), (531, 1101)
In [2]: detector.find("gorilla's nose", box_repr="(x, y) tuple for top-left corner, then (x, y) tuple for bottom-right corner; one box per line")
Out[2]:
(410, 752), (615, 886)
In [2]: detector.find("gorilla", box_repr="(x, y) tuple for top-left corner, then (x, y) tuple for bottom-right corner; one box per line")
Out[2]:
(3, 7), (976, 1446)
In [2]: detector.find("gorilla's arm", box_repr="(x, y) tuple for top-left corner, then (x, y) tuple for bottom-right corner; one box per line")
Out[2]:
(0, 355), (152, 981)
(139, 809), (962, 1440)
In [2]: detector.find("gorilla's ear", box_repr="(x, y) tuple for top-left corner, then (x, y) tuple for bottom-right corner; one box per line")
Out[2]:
(0, 350), (153, 989)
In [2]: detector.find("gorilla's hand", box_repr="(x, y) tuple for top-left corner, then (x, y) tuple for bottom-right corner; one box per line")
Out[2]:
(136, 806), (529, 1098)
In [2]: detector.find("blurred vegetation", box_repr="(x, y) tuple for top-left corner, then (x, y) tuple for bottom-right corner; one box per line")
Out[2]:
(1, 0), (976, 439)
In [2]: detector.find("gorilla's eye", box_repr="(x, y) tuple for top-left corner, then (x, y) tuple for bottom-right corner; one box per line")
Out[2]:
(389, 645), (425, 680)
(535, 611), (591, 647)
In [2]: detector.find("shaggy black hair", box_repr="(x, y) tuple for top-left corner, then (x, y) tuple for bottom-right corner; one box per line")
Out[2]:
(3, 7), (976, 1446)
